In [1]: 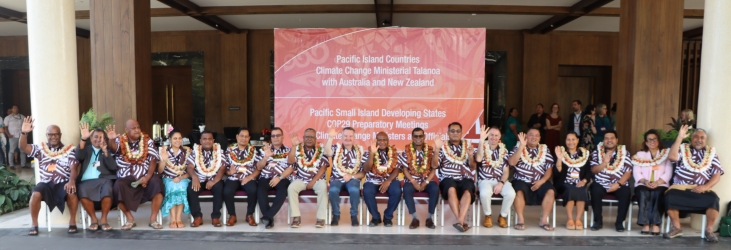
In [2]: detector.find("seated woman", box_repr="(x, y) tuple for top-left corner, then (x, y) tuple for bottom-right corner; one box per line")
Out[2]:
(631, 129), (672, 235)
(553, 132), (590, 230)
(157, 130), (191, 228)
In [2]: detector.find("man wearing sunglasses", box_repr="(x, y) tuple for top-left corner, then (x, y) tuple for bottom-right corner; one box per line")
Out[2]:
(256, 127), (293, 229)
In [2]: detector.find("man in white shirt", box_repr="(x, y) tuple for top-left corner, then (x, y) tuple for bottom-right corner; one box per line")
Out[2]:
(566, 100), (583, 137)
(4, 106), (27, 168)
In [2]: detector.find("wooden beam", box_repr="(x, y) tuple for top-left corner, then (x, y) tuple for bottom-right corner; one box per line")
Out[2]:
(531, 0), (614, 34)
(156, 0), (242, 34)
(0, 5), (90, 37)
(683, 26), (703, 39)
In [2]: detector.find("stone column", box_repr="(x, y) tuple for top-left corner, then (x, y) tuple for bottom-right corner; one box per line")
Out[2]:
(26, 0), (80, 227)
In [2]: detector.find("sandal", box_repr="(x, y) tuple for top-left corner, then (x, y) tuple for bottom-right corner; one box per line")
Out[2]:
(101, 223), (112, 231)
(28, 226), (39, 236)
(539, 224), (555, 231)
(89, 223), (99, 231)
(514, 223), (525, 230)
(149, 222), (163, 230)
(169, 221), (178, 228)
(176, 221), (185, 228)
(121, 222), (136, 230)
(68, 225), (78, 234)
(452, 223), (466, 232)
(463, 223), (471, 231)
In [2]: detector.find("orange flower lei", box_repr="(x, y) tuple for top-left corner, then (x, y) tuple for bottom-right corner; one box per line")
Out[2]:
(680, 144), (715, 173)
(229, 144), (256, 168)
(519, 143), (548, 169)
(295, 143), (324, 172)
(333, 144), (363, 175)
(596, 142), (627, 174)
(164, 146), (190, 176)
(405, 143), (431, 177)
(267, 146), (290, 163)
(560, 146), (589, 168)
(482, 143), (507, 168)
(40, 142), (75, 161)
(631, 148), (669, 167)
(443, 140), (469, 164)
(119, 133), (150, 165)
(194, 143), (223, 177)
(371, 146), (397, 177)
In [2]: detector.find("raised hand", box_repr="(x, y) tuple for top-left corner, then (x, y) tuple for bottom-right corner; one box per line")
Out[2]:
(21, 116), (34, 134)
(160, 146), (169, 161)
(370, 139), (378, 152)
(328, 127), (338, 139)
(434, 137), (444, 149)
(80, 122), (91, 140)
(479, 125), (488, 142)
(677, 124), (690, 140)
(100, 140), (108, 155)
(602, 152), (611, 166)
(262, 143), (273, 158)
(291, 133), (301, 146)
(554, 146), (563, 157)
(105, 124), (118, 140)
(517, 132), (527, 146)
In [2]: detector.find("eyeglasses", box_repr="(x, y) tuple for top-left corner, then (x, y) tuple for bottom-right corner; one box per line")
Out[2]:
(303, 136), (316, 139)
(646, 138), (658, 142)
(271, 134), (283, 138)
(412, 135), (425, 138)
(46, 133), (61, 137)
(448, 129), (461, 133)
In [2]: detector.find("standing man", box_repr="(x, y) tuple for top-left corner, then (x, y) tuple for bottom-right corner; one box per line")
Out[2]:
(20, 117), (80, 235)
(76, 123), (117, 231)
(287, 128), (330, 228)
(567, 100), (583, 137)
(363, 132), (401, 227)
(107, 120), (163, 230)
(255, 127), (293, 229)
(508, 128), (555, 231)
(325, 127), (369, 226)
(400, 127), (439, 229)
(527, 104), (547, 143)
(589, 130), (632, 232)
(186, 131), (227, 227)
(476, 125), (515, 228)
(223, 127), (262, 227)
(4, 105), (27, 168)
(434, 122), (477, 232)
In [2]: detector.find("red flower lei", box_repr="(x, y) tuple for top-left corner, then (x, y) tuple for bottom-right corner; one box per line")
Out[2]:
(119, 133), (150, 165)
(371, 146), (398, 177)
(295, 143), (324, 171)
(229, 144), (256, 166)
(405, 143), (431, 177)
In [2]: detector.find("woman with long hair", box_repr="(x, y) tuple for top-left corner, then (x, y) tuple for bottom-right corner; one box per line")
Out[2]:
(158, 130), (191, 228)
(632, 129), (672, 235)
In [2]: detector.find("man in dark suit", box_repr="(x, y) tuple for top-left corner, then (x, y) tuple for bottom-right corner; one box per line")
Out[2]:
(566, 100), (584, 137)
(76, 123), (118, 231)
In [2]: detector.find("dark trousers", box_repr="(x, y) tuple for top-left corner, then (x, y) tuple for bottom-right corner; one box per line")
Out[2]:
(362, 181), (402, 220)
(635, 185), (667, 226)
(223, 179), (258, 216)
(257, 178), (290, 220)
(590, 182), (631, 226)
(187, 180), (224, 219)
(403, 181), (439, 215)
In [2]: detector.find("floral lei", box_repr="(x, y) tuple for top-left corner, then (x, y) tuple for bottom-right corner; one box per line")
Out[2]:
(333, 144), (363, 175)
(194, 143), (223, 178)
(165, 146), (190, 176)
(265, 146), (290, 163)
(680, 144), (716, 173)
(596, 142), (628, 174)
(482, 142), (507, 168)
(119, 133), (149, 165)
(229, 144), (256, 168)
(443, 140), (469, 164)
(295, 143), (324, 172)
(40, 142), (75, 161)
(405, 143), (431, 177)
(560, 146), (589, 168)
(519, 143), (548, 169)
(372, 146), (397, 177)
(631, 148), (669, 167)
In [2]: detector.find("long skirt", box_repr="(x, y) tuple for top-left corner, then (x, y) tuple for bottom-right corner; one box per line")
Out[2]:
(665, 188), (720, 214)
(161, 177), (191, 217)
(113, 175), (163, 212)
(77, 178), (114, 202)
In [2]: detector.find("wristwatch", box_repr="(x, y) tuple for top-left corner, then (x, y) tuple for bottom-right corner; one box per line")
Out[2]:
(425, 180), (430, 184)
(499, 180), (505, 184)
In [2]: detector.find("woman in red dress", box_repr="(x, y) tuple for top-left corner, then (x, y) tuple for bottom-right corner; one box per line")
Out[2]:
(545, 103), (562, 154)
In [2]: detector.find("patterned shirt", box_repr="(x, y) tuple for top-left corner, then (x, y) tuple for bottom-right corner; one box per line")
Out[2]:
(509, 145), (555, 183)
(437, 143), (475, 181)
(227, 146), (263, 181)
(563, 151), (586, 185)
(114, 137), (160, 179)
(398, 146), (433, 184)
(187, 146), (229, 182)
(478, 144), (509, 181)
(590, 147), (632, 190)
(161, 146), (190, 178)
(29, 144), (78, 184)
(330, 144), (369, 182)
(672, 144), (724, 185)
(258, 145), (291, 180)
(291, 145), (330, 184)
(366, 148), (398, 185)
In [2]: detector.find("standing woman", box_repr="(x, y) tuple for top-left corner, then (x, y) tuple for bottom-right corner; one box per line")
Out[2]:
(553, 132), (590, 230)
(581, 105), (597, 152)
(158, 130), (191, 228)
(504, 108), (521, 150)
(545, 103), (562, 153)
(631, 129), (672, 235)
(594, 103), (610, 146)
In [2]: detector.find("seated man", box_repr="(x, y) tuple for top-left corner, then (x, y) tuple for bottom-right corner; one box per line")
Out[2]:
(589, 130), (632, 232)
(363, 132), (401, 227)
(434, 122), (477, 232)
(186, 131), (227, 227)
(475, 125), (515, 228)
(325, 127), (368, 226)
(400, 127), (439, 229)
(76, 123), (117, 231)
(287, 128), (330, 228)
(508, 128), (555, 231)
(20, 117), (79, 235)
(255, 127), (293, 229)
(223, 127), (262, 227)
(107, 120), (163, 230)
(664, 126), (723, 242)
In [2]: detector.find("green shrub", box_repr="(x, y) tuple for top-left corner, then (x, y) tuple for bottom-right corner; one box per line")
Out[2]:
(0, 166), (34, 214)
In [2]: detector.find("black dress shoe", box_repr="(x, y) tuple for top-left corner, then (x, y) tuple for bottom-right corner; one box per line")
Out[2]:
(615, 224), (625, 232)
(261, 217), (270, 228)
(368, 218), (382, 227)
(331, 215), (340, 226)
(590, 224), (602, 231)
(265, 219), (274, 229)
(351, 216), (359, 227)
(384, 219), (393, 227)
(425, 218), (436, 229)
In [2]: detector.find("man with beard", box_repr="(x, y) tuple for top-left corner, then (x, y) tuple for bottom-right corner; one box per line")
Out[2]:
(589, 130), (632, 232)
(76, 123), (117, 231)
(187, 131), (227, 227)
(287, 128), (330, 228)
(400, 127), (439, 229)
(434, 122), (477, 232)
(256, 127), (293, 229)
(363, 132), (401, 227)
(325, 127), (369, 226)
(508, 128), (555, 231)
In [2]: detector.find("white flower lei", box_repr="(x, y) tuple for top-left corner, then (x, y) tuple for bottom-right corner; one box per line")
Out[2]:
(561, 146), (589, 168)
(482, 142), (507, 168)
(194, 143), (223, 178)
(518, 143), (548, 169)
(631, 148), (669, 167)
(333, 144), (363, 175)
(680, 144), (716, 173)
(443, 140), (469, 164)
(596, 142), (628, 175)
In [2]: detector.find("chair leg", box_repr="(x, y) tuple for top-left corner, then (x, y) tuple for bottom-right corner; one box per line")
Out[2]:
(552, 201), (556, 228)
(590, 210), (594, 227)
(46, 205), (51, 232)
(81, 209), (87, 230)
(627, 203), (632, 231)
(360, 197), (363, 226)
(701, 215), (707, 239)
(665, 215), (671, 233)
(440, 198), (444, 227)
(472, 199), (477, 228)
(584, 211), (588, 229)
(255, 205), (260, 224)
